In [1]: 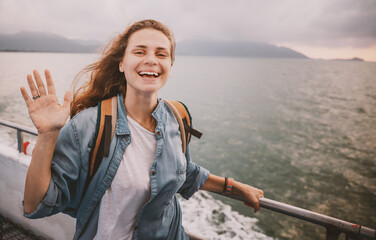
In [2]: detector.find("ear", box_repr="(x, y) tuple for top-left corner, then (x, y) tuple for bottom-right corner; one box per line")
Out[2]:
(119, 62), (124, 72)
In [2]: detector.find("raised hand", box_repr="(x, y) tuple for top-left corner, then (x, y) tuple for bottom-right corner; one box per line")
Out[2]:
(20, 69), (71, 134)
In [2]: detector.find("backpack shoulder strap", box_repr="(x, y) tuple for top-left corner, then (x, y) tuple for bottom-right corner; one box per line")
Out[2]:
(89, 96), (117, 178)
(163, 100), (202, 154)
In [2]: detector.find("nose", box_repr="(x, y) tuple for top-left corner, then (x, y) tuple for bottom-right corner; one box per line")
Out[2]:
(143, 53), (157, 65)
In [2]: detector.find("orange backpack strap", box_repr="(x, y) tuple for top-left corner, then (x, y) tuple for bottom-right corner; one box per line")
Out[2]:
(89, 96), (117, 178)
(164, 100), (202, 154)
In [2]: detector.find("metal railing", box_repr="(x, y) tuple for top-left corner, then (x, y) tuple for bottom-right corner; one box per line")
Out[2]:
(0, 119), (375, 240)
(214, 192), (375, 240)
(0, 119), (37, 153)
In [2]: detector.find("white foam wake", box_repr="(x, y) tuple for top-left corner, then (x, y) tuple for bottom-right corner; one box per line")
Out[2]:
(180, 191), (274, 240)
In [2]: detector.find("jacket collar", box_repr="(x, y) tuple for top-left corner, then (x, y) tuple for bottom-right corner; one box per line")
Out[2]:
(116, 94), (167, 136)
(116, 94), (130, 136)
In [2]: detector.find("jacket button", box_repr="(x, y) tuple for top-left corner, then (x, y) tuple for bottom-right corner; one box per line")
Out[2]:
(156, 131), (161, 136)
(152, 170), (156, 175)
(135, 226), (138, 230)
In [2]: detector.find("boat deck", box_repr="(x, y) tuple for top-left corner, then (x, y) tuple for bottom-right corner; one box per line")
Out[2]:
(0, 213), (44, 240)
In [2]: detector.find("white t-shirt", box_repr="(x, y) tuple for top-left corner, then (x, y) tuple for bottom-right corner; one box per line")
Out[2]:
(94, 116), (156, 240)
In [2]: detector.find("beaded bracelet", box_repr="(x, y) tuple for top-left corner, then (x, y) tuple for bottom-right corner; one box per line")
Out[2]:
(224, 177), (234, 193)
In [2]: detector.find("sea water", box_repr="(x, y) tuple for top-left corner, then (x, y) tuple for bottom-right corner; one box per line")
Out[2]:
(0, 52), (375, 240)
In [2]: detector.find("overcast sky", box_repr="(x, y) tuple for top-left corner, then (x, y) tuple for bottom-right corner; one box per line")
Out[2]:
(0, 0), (375, 61)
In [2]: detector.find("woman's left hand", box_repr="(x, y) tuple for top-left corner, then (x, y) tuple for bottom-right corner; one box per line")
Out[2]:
(236, 183), (264, 213)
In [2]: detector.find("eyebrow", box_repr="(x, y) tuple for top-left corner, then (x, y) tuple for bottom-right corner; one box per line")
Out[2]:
(133, 45), (169, 51)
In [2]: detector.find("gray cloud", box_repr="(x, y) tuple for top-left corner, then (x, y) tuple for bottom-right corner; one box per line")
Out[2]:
(307, 0), (376, 47)
(0, 0), (375, 48)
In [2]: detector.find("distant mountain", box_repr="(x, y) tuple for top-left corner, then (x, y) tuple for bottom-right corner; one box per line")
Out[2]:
(0, 31), (307, 58)
(176, 40), (308, 59)
(0, 31), (100, 53)
(332, 57), (364, 62)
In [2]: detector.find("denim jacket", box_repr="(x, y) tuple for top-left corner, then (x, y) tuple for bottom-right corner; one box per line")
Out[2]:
(23, 94), (210, 239)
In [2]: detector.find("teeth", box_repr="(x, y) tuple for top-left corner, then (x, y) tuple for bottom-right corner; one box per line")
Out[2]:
(139, 72), (159, 77)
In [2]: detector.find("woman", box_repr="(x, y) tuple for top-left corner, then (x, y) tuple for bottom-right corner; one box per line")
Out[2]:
(20, 19), (264, 239)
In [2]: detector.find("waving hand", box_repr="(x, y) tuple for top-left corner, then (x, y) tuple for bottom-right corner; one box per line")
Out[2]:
(20, 69), (71, 134)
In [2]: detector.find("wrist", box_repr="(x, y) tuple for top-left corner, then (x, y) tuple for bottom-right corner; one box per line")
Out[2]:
(38, 128), (60, 137)
(36, 130), (60, 148)
(231, 181), (246, 196)
(223, 177), (234, 193)
(223, 178), (247, 197)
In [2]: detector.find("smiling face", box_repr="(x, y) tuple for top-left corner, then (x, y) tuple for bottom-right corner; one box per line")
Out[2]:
(119, 28), (172, 97)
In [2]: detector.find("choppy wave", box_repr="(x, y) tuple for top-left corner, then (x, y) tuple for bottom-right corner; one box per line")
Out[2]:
(180, 191), (274, 240)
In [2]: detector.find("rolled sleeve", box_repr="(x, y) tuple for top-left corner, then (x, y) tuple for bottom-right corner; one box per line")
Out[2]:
(178, 145), (210, 200)
(23, 119), (82, 219)
(23, 177), (58, 219)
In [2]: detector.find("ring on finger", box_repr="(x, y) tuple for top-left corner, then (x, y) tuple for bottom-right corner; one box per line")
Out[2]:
(32, 95), (41, 100)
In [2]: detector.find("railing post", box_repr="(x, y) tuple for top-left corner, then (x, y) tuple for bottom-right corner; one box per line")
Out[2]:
(16, 129), (24, 153)
(345, 233), (361, 240)
(326, 226), (341, 240)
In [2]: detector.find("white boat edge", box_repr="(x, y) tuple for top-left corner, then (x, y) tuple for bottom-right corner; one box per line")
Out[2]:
(0, 143), (75, 240)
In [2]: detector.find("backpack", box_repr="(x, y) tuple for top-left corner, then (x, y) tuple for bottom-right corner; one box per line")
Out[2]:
(84, 96), (202, 190)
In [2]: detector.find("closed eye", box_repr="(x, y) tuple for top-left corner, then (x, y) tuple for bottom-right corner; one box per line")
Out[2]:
(156, 51), (169, 58)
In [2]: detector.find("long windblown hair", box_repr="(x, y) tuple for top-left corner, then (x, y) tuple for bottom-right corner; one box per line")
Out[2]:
(70, 19), (176, 118)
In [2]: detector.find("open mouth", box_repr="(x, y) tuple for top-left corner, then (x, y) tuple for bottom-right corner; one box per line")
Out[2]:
(138, 71), (160, 78)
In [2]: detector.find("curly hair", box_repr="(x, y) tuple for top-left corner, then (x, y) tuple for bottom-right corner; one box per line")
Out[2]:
(70, 19), (176, 118)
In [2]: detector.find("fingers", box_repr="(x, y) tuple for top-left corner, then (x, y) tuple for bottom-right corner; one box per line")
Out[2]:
(25, 69), (56, 98)
(63, 90), (72, 111)
(254, 199), (260, 213)
(44, 69), (56, 95)
(27, 74), (40, 98)
(33, 70), (47, 96)
(20, 86), (32, 107)
(254, 189), (264, 213)
(243, 198), (260, 213)
(243, 186), (264, 213)
(259, 189), (264, 199)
